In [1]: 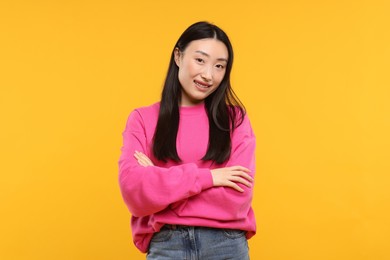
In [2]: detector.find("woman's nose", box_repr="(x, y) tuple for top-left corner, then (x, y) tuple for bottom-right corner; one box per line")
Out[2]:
(201, 67), (213, 81)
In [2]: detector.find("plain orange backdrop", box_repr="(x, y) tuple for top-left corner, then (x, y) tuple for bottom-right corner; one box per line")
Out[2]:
(1, 0), (389, 259)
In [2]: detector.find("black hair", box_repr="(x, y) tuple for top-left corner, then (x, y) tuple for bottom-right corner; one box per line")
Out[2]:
(153, 21), (245, 164)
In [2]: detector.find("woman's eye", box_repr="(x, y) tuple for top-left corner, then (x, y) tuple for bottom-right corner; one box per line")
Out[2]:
(195, 58), (204, 63)
(216, 64), (225, 69)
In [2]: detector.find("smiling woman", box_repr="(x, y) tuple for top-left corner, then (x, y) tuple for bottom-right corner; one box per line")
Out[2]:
(118, 21), (256, 260)
(174, 39), (228, 106)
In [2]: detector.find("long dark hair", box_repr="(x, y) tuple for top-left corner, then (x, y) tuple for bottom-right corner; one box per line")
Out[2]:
(153, 21), (245, 164)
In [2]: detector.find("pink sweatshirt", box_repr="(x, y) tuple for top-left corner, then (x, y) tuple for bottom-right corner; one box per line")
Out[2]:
(118, 102), (256, 253)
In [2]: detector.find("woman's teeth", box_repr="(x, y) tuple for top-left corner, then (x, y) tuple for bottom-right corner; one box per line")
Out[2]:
(195, 81), (209, 88)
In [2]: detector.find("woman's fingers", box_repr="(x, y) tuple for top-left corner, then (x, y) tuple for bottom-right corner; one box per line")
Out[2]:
(134, 151), (154, 166)
(228, 168), (253, 183)
(228, 165), (251, 173)
(225, 166), (253, 182)
(137, 152), (153, 166)
(211, 166), (254, 192)
(235, 171), (254, 183)
(230, 176), (252, 188)
(226, 182), (244, 193)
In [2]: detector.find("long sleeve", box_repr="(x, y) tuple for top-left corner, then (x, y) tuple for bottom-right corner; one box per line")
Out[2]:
(118, 109), (214, 218)
(170, 114), (256, 222)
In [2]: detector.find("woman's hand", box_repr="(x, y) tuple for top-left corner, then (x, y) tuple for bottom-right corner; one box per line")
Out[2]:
(211, 166), (253, 192)
(134, 151), (154, 167)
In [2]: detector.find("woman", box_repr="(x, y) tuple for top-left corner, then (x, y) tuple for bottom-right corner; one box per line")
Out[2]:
(118, 21), (256, 259)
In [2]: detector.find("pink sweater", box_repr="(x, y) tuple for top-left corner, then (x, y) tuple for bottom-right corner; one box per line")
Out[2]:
(118, 102), (256, 253)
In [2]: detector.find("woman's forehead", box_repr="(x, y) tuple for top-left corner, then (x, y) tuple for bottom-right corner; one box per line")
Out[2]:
(184, 39), (228, 60)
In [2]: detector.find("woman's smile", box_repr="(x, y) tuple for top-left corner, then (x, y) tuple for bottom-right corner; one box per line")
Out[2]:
(194, 79), (212, 90)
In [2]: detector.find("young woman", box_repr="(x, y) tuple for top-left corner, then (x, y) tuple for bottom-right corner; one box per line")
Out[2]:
(118, 21), (256, 259)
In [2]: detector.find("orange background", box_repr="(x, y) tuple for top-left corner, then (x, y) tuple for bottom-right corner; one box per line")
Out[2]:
(1, 0), (389, 259)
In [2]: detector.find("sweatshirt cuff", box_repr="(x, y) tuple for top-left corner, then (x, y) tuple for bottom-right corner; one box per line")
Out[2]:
(197, 168), (214, 190)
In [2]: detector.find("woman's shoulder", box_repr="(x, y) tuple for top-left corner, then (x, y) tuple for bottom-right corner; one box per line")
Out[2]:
(124, 102), (160, 131)
(228, 105), (255, 136)
(127, 102), (160, 123)
(133, 102), (160, 116)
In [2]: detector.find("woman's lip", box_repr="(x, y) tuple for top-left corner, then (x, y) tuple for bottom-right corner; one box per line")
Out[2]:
(194, 80), (212, 87)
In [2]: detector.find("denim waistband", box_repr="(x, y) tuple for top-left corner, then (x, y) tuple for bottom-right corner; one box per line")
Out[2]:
(162, 224), (234, 231)
(163, 224), (192, 230)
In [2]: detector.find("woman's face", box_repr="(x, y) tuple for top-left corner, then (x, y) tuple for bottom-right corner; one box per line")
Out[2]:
(174, 38), (228, 106)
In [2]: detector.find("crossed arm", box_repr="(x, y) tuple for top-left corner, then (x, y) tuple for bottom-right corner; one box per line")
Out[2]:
(119, 110), (256, 218)
(134, 151), (253, 193)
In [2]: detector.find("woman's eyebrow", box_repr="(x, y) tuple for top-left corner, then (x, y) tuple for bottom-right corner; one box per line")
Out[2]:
(195, 50), (228, 62)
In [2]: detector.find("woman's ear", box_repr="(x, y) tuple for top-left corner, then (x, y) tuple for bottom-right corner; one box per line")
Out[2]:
(174, 48), (181, 67)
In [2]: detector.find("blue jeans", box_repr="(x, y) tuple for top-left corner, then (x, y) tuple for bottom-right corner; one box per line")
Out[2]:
(146, 225), (249, 260)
